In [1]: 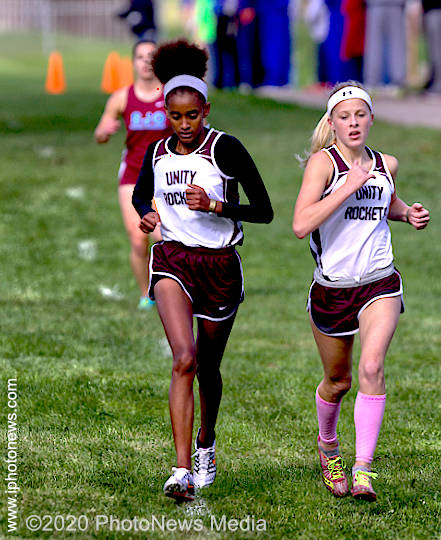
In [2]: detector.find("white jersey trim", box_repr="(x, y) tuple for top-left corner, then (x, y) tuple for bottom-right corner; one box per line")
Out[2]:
(335, 145), (351, 169)
(152, 138), (163, 162)
(375, 149), (395, 189)
(164, 127), (213, 156)
(325, 144), (377, 172)
(322, 147), (341, 197)
(210, 131), (235, 181)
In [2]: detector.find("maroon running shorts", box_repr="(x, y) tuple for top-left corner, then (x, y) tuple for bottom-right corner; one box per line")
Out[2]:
(308, 269), (404, 336)
(118, 160), (139, 186)
(149, 241), (244, 321)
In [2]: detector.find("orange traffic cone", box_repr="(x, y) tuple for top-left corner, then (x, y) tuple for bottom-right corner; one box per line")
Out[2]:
(101, 51), (121, 93)
(119, 56), (134, 88)
(45, 51), (66, 94)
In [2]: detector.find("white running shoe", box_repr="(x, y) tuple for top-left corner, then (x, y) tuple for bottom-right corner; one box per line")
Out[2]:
(163, 467), (195, 501)
(192, 429), (216, 489)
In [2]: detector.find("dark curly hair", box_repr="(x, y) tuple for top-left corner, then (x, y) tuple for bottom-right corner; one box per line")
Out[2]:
(151, 39), (208, 102)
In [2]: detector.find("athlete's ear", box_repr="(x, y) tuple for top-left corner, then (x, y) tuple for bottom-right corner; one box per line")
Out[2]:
(203, 102), (211, 118)
(327, 116), (334, 131)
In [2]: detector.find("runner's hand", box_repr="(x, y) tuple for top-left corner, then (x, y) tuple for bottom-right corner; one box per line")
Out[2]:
(139, 211), (160, 233)
(95, 118), (120, 143)
(186, 184), (210, 211)
(345, 160), (375, 194)
(407, 202), (430, 230)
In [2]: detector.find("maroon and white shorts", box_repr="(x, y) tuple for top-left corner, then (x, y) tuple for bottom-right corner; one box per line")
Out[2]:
(149, 241), (244, 321)
(118, 159), (140, 186)
(308, 269), (404, 336)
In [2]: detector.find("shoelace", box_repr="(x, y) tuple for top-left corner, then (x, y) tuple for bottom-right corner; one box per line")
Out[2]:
(192, 447), (215, 472)
(353, 470), (378, 488)
(327, 456), (346, 480)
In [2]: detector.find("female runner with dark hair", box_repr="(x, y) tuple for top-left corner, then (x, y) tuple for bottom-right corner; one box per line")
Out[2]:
(132, 39), (273, 501)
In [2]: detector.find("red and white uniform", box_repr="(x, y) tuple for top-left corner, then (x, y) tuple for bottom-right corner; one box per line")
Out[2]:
(118, 85), (171, 185)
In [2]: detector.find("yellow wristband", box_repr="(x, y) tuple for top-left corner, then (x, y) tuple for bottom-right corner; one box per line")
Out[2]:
(208, 199), (217, 212)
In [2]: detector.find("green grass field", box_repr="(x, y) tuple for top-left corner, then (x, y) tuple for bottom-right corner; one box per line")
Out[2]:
(0, 32), (440, 539)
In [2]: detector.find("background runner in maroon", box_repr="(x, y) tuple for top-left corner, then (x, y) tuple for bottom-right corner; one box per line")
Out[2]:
(94, 40), (172, 309)
(120, 85), (171, 183)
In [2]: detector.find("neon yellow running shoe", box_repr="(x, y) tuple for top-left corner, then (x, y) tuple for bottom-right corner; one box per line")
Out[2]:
(351, 468), (377, 501)
(318, 438), (348, 497)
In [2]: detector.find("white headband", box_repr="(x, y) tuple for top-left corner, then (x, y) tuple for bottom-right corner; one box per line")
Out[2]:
(163, 74), (208, 101)
(327, 86), (373, 116)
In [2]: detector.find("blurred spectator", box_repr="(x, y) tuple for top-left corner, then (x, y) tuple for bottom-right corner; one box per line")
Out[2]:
(422, 0), (441, 94)
(194, 0), (217, 47)
(118, 0), (156, 40)
(255, 0), (292, 87)
(363, 0), (407, 91)
(185, 0), (292, 90)
(406, 0), (423, 87)
(340, 0), (365, 78)
(304, 0), (330, 44)
(317, 0), (362, 84)
(181, 0), (197, 37)
(190, 0), (294, 90)
(236, 1), (263, 90)
(193, 0), (218, 84)
(212, 0), (240, 88)
(303, 0), (331, 91)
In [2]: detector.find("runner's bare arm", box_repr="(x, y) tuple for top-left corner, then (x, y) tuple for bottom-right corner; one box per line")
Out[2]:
(94, 87), (128, 143)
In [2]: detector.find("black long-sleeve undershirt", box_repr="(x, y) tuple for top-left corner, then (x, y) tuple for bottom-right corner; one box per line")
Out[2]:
(132, 130), (274, 224)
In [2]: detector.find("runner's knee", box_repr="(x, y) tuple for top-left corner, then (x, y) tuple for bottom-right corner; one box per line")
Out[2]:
(325, 375), (352, 399)
(359, 356), (384, 385)
(197, 362), (222, 386)
(172, 347), (197, 377)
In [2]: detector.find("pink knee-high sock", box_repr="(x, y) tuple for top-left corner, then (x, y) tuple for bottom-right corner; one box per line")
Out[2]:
(354, 391), (386, 464)
(316, 388), (341, 445)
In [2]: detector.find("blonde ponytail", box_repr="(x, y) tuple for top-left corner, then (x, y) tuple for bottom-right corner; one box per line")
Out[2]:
(310, 112), (335, 154)
(297, 112), (335, 168)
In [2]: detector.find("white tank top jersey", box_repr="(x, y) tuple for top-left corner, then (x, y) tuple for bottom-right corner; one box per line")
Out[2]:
(310, 144), (395, 282)
(151, 128), (243, 249)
